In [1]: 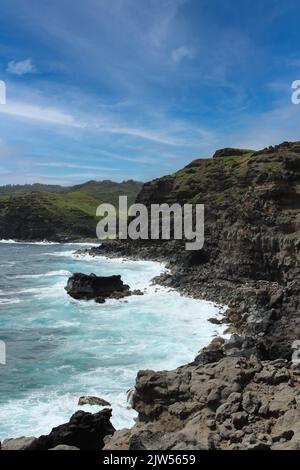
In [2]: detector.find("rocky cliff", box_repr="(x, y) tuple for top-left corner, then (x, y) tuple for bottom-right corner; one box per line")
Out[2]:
(96, 141), (300, 359)
(3, 141), (300, 451)
(89, 141), (300, 450)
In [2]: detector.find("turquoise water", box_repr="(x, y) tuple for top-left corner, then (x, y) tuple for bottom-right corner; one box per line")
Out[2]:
(0, 241), (224, 439)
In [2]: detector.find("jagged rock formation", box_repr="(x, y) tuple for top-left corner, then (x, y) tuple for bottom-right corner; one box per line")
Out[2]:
(105, 343), (300, 450)
(94, 141), (300, 359)
(88, 141), (300, 450)
(78, 396), (111, 407)
(65, 273), (130, 302)
(4, 140), (300, 451)
(1, 409), (115, 451)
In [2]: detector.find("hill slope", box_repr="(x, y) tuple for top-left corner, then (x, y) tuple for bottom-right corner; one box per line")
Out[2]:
(0, 180), (142, 241)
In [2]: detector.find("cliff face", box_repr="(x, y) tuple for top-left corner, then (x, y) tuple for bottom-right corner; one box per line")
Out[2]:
(93, 141), (300, 451)
(131, 141), (300, 359)
(95, 142), (300, 359)
(137, 141), (300, 283)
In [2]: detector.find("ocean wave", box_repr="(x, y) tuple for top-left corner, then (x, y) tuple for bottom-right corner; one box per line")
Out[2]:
(0, 239), (59, 245)
(14, 270), (71, 279)
(0, 297), (21, 305)
(0, 388), (134, 440)
(45, 250), (78, 257)
(0, 239), (100, 246)
(12, 281), (66, 298)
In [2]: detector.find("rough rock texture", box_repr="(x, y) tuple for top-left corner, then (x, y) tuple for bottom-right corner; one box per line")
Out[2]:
(78, 396), (111, 407)
(49, 445), (80, 450)
(1, 436), (37, 451)
(89, 141), (300, 450)
(32, 409), (115, 450)
(65, 273), (130, 301)
(6, 140), (300, 451)
(88, 141), (300, 360)
(105, 337), (300, 450)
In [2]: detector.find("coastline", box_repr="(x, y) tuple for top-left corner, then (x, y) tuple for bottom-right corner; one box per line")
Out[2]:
(1, 239), (300, 449)
(0, 240), (227, 448)
(77, 240), (300, 451)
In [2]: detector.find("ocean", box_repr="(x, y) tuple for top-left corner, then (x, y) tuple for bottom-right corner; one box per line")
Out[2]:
(0, 241), (224, 439)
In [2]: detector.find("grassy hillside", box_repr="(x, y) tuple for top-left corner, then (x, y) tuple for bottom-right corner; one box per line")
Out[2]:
(0, 180), (142, 241)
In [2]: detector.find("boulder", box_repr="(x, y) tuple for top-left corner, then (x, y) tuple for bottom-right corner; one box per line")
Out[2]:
(33, 409), (115, 450)
(78, 396), (111, 407)
(49, 445), (80, 450)
(65, 273), (130, 301)
(242, 392), (261, 415)
(1, 436), (37, 450)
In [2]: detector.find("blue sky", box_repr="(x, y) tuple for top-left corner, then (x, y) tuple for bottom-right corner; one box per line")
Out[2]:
(1, 0), (300, 185)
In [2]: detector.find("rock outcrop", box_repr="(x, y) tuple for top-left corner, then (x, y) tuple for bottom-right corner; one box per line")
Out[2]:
(5, 140), (300, 451)
(105, 336), (300, 450)
(85, 141), (300, 450)
(65, 273), (130, 302)
(31, 409), (115, 450)
(78, 396), (111, 407)
(91, 140), (300, 360)
(1, 409), (115, 451)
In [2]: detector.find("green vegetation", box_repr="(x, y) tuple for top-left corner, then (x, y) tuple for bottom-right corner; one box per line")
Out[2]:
(260, 161), (283, 173)
(0, 180), (142, 240)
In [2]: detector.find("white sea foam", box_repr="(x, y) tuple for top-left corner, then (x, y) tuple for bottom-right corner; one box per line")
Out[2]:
(14, 270), (71, 279)
(0, 239), (59, 245)
(0, 239), (99, 246)
(0, 297), (21, 305)
(45, 250), (78, 257)
(0, 243), (227, 439)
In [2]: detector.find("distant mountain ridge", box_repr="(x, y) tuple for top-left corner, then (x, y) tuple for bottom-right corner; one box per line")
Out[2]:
(0, 179), (142, 241)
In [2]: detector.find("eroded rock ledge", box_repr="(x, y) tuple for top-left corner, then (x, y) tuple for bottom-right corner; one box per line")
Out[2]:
(105, 342), (300, 450)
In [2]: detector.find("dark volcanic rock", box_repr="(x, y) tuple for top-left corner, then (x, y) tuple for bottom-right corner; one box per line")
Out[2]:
(91, 140), (300, 360)
(105, 356), (300, 451)
(60, 140), (300, 450)
(32, 409), (115, 450)
(78, 396), (111, 407)
(65, 273), (130, 301)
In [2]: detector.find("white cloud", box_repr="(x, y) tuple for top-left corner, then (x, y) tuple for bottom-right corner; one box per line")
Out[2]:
(171, 46), (196, 64)
(6, 58), (37, 76)
(35, 162), (116, 171)
(0, 95), (207, 147)
(95, 125), (186, 146)
(0, 101), (84, 128)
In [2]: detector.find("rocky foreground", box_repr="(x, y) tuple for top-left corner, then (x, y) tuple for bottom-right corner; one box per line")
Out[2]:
(2, 140), (300, 450)
(105, 352), (300, 450)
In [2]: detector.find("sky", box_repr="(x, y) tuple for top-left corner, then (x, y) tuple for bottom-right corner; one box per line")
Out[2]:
(1, 0), (300, 185)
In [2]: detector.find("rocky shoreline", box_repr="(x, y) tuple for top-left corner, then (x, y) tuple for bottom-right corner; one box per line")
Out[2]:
(1, 237), (300, 450)
(75, 239), (300, 450)
(2, 141), (300, 450)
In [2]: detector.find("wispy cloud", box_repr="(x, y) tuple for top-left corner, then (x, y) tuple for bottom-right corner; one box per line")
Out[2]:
(95, 125), (188, 146)
(35, 161), (117, 171)
(0, 83), (213, 148)
(1, 0), (299, 186)
(6, 58), (37, 75)
(171, 46), (196, 64)
(0, 101), (84, 128)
